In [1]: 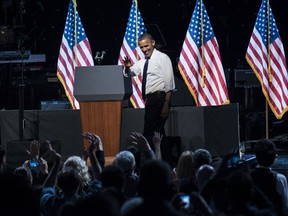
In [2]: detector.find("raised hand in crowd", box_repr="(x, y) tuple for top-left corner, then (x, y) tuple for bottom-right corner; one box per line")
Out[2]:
(152, 131), (163, 160)
(38, 157), (49, 175)
(42, 142), (61, 188)
(130, 131), (151, 151)
(26, 140), (40, 160)
(23, 157), (49, 176)
(82, 132), (104, 180)
(82, 132), (104, 151)
(129, 131), (156, 162)
(23, 140), (49, 185)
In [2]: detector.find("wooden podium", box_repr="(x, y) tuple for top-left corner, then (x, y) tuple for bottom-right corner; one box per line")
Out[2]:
(74, 65), (132, 157)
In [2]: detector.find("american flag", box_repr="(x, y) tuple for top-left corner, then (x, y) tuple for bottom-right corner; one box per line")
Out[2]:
(118, 0), (146, 108)
(246, 0), (288, 119)
(57, 0), (94, 110)
(178, 0), (229, 106)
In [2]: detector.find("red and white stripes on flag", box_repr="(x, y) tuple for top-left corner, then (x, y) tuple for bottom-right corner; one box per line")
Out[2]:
(118, 0), (146, 108)
(178, 0), (229, 106)
(57, 0), (94, 110)
(246, 0), (288, 119)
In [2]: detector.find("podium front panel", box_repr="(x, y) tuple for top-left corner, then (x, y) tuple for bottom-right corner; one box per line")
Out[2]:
(74, 65), (132, 101)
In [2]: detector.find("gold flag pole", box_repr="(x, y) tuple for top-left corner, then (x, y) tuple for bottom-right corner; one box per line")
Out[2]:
(135, 0), (139, 57)
(73, 0), (78, 64)
(200, 0), (205, 87)
(266, 0), (271, 139)
(135, 0), (139, 85)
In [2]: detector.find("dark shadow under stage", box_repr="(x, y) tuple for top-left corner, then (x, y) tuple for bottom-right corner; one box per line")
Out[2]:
(0, 104), (240, 169)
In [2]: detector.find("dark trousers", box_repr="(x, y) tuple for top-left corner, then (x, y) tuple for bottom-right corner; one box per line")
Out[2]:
(143, 91), (171, 164)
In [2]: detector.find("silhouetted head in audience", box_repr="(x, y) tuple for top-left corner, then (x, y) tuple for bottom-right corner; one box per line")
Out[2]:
(113, 150), (136, 175)
(57, 166), (81, 196)
(176, 150), (194, 180)
(254, 139), (277, 167)
(63, 156), (91, 189)
(193, 149), (212, 170)
(195, 164), (215, 190)
(125, 145), (141, 174)
(226, 170), (255, 212)
(59, 191), (120, 216)
(0, 172), (39, 216)
(14, 165), (33, 187)
(137, 160), (172, 201)
(101, 164), (125, 192)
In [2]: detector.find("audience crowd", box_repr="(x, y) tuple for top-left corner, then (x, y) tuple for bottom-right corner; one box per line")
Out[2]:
(0, 130), (287, 216)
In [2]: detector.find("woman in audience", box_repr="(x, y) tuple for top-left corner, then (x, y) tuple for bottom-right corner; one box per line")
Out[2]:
(172, 150), (194, 192)
(63, 156), (91, 192)
(113, 150), (139, 198)
(250, 139), (288, 215)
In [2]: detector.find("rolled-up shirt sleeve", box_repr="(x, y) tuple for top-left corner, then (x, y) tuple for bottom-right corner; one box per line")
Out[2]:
(160, 54), (175, 92)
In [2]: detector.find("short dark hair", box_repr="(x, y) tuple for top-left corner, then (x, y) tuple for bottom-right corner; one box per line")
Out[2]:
(138, 33), (154, 42)
(193, 149), (212, 170)
(255, 139), (277, 167)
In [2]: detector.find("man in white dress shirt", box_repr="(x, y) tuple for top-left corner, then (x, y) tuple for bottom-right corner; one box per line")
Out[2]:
(250, 139), (288, 215)
(123, 33), (175, 160)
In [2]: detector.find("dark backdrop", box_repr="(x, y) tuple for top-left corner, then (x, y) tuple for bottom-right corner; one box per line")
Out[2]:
(1, 0), (288, 69)
(1, 0), (288, 138)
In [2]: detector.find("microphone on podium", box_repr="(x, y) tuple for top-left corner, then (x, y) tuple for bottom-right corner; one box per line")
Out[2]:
(100, 51), (106, 59)
(94, 50), (106, 64)
(94, 51), (100, 60)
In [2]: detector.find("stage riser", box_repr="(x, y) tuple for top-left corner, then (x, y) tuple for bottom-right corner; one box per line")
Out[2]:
(120, 104), (240, 157)
(0, 110), (83, 167)
(0, 104), (240, 170)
